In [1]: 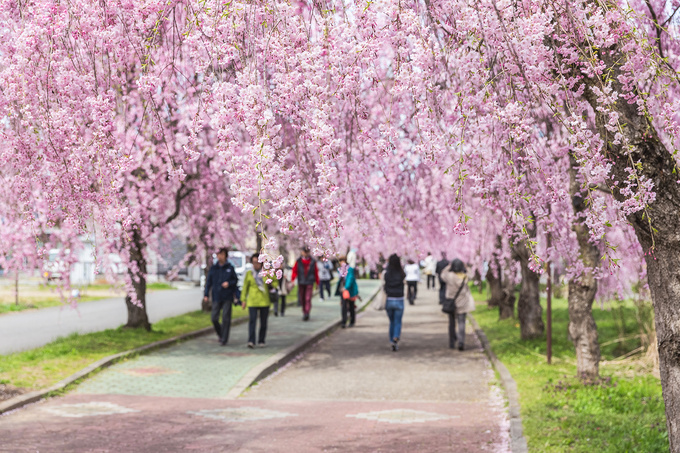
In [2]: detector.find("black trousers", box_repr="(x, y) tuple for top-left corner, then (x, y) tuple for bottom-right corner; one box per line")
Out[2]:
(448, 311), (467, 347)
(248, 306), (269, 345)
(341, 297), (356, 326)
(407, 281), (418, 304)
(427, 274), (436, 289)
(211, 299), (233, 344)
(320, 280), (332, 299)
(438, 282), (447, 305)
(274, 295), (286, 315)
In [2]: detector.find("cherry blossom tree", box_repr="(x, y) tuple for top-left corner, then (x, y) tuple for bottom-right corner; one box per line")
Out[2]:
(3, 0), (680, 447)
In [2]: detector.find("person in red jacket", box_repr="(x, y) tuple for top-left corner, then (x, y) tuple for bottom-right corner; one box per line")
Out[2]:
(291, 246), (319, 321)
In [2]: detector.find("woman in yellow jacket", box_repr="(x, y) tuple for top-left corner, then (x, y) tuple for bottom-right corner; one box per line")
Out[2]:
(241, 254), (278, 348)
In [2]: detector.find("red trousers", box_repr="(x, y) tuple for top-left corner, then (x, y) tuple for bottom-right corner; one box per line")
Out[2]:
(298, 284), (314, 315)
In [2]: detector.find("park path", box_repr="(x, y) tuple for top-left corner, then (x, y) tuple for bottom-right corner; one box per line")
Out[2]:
(0, 281), (509, 452)
(0, 287), (203, 355)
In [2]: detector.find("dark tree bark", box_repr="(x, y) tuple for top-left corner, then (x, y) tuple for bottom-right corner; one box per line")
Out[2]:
(202, 248), (212, 312)
(582, 44), (680, 450)
(486, 266), (502, 308)
(498, 267), (516, 320)
(568, 154), (601, 380)
(512, 235), (544, 340)
(124, 229), (151, 331)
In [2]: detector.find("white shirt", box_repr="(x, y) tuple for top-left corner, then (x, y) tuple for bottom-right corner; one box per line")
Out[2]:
(423, 255), (436, 274)
(404, 263), (421, 282)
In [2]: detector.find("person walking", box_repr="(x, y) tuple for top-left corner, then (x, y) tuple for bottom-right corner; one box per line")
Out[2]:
(203, 247), (239, 346)
(274, 264), (292, 317)
(291, 246), (319, 321)
(423, 252), (436, 289)
(435, 252), (450, 305)
(440, 259), (476, 351)
(384, 254), (406, 351)
(318, 260), (333, 300)
(241, 254), (278, 348)
(338, 256), (359, 328)
(404, 259), (420, 305)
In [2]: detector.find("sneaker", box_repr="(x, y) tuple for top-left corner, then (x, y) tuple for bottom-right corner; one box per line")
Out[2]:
(274, 312), (279, 317)
(458, 344), (464, 351)
(303, 314), (310, 321)
(391, 343), (398, 352)
(341, 324), (346, 329)
(258, 343), (266, 348)
(219, 341), (227, 346)
(247, 342), (255, 349)
(348, 322), (355, 328)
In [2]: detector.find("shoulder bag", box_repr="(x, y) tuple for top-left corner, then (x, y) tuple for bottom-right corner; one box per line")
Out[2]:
(442, 277), (467, 314)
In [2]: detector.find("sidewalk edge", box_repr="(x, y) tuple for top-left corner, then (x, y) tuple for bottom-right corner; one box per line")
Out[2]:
(224, 285), (381, 399)
(0, 317), (248, 415)
(468, 314), (528, 453)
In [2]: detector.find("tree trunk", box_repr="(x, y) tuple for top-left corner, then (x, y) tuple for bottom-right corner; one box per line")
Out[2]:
(124, 230), (151, 331)
(202, 248), (212, 312)
(512, 237), (544, 340)
(499, 270), (516, 320)
(583, 44), (680, 451)
(568, 154), (601, 380)
(486, 266), (502, 308)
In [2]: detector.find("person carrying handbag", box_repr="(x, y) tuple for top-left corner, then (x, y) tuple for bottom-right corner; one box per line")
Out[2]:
(338, 256), (359, 328)
(440, 259), (476, 351)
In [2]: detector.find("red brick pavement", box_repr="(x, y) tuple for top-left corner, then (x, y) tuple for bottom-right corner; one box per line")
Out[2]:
(1, 394), (504, 452)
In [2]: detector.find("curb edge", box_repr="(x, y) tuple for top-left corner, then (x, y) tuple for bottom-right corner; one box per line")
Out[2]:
(0, 316), (249, 415)
(469, 314), (529, 453)
(224, 284), (382, 399)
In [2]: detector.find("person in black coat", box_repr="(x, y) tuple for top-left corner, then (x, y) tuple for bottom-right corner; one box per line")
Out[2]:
(435, 252), (450, 305)
(203, 247), (239, 345)
(384, 254), (406, 351)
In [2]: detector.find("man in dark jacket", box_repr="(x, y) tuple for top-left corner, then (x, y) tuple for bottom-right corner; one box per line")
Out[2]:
(203, 248), (239, 345)
(291, 246), (318, 321)
(435, 252), (450, 305)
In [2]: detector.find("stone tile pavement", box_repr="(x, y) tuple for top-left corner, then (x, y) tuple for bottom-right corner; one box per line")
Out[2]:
(0, 280), (510, 452)
(75, 279), (381, 399)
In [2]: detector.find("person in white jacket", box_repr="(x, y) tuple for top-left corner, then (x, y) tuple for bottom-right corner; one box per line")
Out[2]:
(404, 259), (421, 305)
(422, 252), (436, 289)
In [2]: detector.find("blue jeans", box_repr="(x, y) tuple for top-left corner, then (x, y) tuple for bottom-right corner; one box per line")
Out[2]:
(385, 297), (404, 343)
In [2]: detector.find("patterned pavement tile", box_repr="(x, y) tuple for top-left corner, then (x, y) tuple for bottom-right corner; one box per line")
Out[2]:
(188, 407), (298, 422)
(75, 280), (380, 399)
(346, 408), (459, 424)
(41, 401), (138, 418)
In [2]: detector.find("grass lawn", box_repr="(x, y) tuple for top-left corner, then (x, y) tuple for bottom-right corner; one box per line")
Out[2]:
(0, 283), (300, 392)
(471, 289), (668, 452)
(0, 306), (248, 391)
(0, 282), (176, 315)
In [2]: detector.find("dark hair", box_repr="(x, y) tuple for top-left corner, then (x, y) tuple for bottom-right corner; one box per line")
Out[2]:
(387, 254), (404, 277)
(217, 247), (229, 256)
(449, 258), (466, 273)
(407, 259), (415, 265)
(301, 245), (310, 253)
(338, 255), (347, 263)
(251, 253), (259, 262)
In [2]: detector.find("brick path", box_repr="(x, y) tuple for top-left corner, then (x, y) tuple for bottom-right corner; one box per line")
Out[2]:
(0, 281), (510, 452)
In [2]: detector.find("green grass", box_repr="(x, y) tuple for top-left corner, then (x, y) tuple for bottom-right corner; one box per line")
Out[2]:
(0, 306), (249, 390)
(472, 291), (668, 452)
(0, 282), (304, 391)
(0, 282), (175, 315)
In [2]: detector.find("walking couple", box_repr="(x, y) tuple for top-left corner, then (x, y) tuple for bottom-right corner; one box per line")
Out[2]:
(381, 254), (475, 352)
(204, 249), (278, 348)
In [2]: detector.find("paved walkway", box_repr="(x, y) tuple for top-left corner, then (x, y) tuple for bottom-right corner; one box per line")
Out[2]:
(0, 287), (203, 355)
(0, 281), (509, 452)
